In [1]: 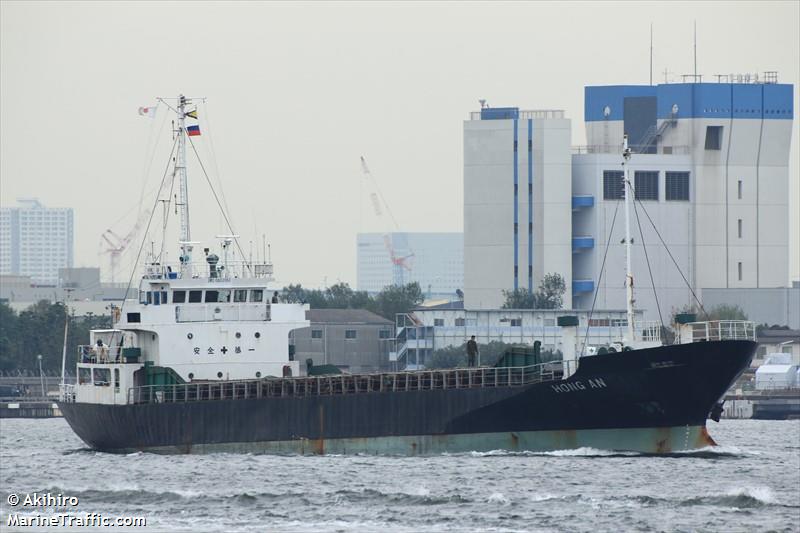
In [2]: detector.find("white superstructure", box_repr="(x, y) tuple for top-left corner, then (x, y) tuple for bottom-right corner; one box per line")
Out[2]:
(64, 95), (308, 406)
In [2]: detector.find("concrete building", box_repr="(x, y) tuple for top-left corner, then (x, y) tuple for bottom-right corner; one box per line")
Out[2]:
(574, 80), (794, 319)
(0, 198), (74, 285)
(357, 232), (463, 297)
(0, 268), (132, 306)
(463, 108), (572, 309)
(291, 309), (395, 373)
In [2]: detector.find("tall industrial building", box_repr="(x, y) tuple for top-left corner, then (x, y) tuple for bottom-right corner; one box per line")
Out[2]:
(464, 77), (794, 320)
(0, 198), (74, 285)
(463, 108), (572, 309)
(357, 232), (463, 297)
(574, 80), (794, 318)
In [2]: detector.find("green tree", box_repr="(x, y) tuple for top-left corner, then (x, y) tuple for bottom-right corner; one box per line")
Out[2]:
(501, 288), (535, 309)
(501, 273), (566, 309)
(280, 284), (307, 304)
(534, 273), (566, 309)
(373, 282), (423, 321)
(706, 304), (748, 321)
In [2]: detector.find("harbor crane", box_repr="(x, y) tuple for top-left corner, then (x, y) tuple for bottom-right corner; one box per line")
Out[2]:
(359, 156), (414, 285)
(99, 209), (150, 283)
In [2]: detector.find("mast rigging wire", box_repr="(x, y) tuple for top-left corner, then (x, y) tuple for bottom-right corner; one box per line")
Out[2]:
(185, 132), (252, 275)
(580, 199), (620, 356)
(629, 181), (666, 336)
(633, 195), (710, 320)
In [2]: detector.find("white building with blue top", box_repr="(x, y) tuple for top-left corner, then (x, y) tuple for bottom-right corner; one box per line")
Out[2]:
(464, 77), (794, 321)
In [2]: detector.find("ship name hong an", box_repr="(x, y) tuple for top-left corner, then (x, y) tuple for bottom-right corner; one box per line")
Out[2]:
(551, 378), (607, 393)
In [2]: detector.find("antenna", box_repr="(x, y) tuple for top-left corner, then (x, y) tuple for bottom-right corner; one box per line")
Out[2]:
(693, 21), (697, 80)
(649, 23), (653, 86)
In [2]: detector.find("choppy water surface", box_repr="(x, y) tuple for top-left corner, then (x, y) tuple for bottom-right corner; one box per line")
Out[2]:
(1, 419), (798, 532)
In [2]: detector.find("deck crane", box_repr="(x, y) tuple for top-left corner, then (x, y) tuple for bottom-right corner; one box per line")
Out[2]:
(99, 209), (151, 283)
(359, 156), (414, 286)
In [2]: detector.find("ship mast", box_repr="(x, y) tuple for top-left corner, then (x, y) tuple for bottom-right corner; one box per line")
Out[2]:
(176, 94), (193, 277)
(622, 134), (635, 343)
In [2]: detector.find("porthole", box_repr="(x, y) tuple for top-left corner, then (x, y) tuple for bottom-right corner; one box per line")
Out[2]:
(255, 332), (261, 338)
(187, 333), (193, 340)
(217, 372), (223, 378)
(256, 371), (262, 378)
(188, 373), (194, 380)
(235, 332), (241, 339)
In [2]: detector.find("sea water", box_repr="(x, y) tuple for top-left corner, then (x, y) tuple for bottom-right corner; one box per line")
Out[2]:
(1, 418), (798, 532)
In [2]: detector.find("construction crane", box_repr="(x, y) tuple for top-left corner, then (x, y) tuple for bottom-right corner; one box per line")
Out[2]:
(99, 209), (150, 283)
(360, 156), (414, 286)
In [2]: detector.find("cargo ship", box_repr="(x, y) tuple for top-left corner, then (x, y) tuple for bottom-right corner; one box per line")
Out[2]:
(58, 96), (756, 454)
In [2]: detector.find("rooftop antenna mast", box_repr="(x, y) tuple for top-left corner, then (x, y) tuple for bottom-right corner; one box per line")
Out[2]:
(649, 23), (653, 86)
(176, 94), (193, 277)
(693, 21), (697, 80)
(622, 135), (635, 344)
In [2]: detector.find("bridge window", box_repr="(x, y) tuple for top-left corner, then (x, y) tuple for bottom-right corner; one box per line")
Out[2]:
(153, 292), (161, 305)
(455, 318), (465, 327)
(434, 318), (444, 326)
(189, 290), (202, 303)
(345, 329), (357, 339)
(311, 329), (323, 339)
(162, 291), (168, 304)
(146, 292), (152, 305)
(510, 318), (522, 327)
(78, 367), (91, 385)
(250, 289), (264, 302)
(379, 329), (392, 339)
(234, 289), (248, 302)
(93, 368), (111, 387)
(173, 290), (186, 303)
(114, 369), (120, 391)
(127, 312), (140, 323)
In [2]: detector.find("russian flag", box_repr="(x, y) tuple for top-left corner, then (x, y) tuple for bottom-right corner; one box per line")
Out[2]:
(186, 125), (201, 136)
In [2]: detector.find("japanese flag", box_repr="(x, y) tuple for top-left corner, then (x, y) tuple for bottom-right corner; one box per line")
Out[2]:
(138, 105), (157, 118)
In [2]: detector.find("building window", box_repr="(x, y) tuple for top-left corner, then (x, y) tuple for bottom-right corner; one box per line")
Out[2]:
(603, 170), (624, 200)
(634, 171), (659, 200)
(345, 330), (357, 339)
(455, 318), (465, 327)
(738, 262), (743, 281)
(434, 318), (445, 327)
(173, 290), (186, 303)
(379, 329), (392, 339)
(738, 180), (743, 200)
(311, 329), (323, 339)
(705, 126), (722, 150)
(665, 172), (690, 201)
(738, 219), (743, 238)
(189, 290), (202, 303)
(510, 318), (522, 327)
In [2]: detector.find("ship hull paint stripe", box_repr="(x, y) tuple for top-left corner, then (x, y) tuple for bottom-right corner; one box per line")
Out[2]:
(63, 425), (716, 456)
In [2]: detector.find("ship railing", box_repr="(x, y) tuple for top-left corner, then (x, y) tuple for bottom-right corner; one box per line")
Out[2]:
(76, 345), (124, 364)
(125, 360), (578, 405)
(689, 320), (757, 342)
(142, 260), (274, 281)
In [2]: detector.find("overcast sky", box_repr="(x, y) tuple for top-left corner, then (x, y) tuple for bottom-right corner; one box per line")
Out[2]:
(2, 1), (798, 288)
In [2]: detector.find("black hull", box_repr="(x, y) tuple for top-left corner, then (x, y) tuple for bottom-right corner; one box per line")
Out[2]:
(59, 340), (755, 454)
